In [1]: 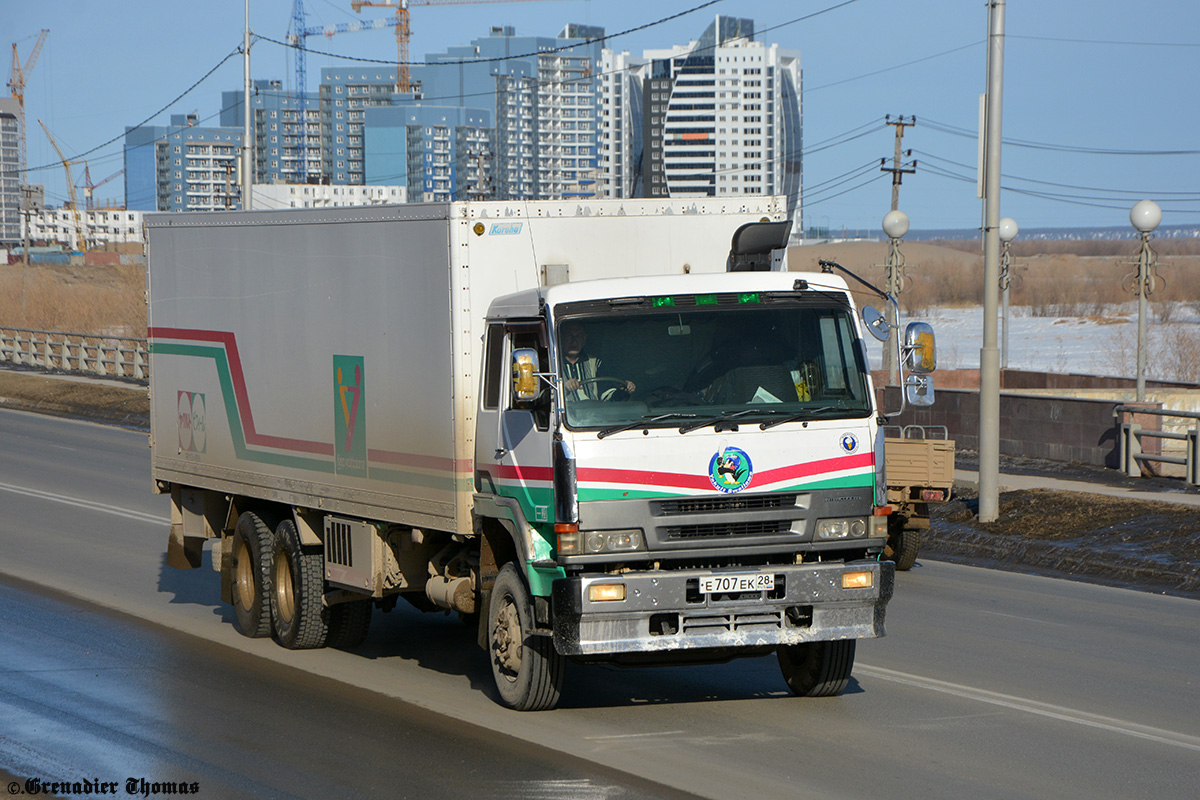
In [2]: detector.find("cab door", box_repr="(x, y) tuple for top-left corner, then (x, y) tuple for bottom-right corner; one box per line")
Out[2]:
(475, 321), (555, 540)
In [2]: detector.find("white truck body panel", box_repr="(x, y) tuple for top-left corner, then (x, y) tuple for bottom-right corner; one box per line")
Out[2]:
(147, 199), (787, 535)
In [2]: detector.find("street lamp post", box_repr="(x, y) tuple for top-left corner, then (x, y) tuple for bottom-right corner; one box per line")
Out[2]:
(882, 209), (910, 385)
(998, 217), (1018, 370)
(1129, 199), (1162, 402)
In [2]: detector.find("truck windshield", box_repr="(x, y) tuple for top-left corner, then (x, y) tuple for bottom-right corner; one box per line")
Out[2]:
(556, 300), (872, 431)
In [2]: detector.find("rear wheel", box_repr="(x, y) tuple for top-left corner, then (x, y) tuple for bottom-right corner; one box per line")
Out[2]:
(270, 518), (329, 649)
(230, 511), (274, 638)
(326, 599), (372, 649)
(488, 563), (564, 711)
(777, 639), (856, 697)
(890, 527), (921, 571)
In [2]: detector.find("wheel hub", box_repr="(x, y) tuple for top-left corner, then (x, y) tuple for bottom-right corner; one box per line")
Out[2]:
(493, 599), (522, 677)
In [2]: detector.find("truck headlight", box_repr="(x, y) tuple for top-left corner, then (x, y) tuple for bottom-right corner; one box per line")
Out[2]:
(583, 529), (645, 554)
(815, 517), (868, 540)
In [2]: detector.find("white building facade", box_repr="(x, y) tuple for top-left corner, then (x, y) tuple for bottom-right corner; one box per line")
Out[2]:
(24, 208), (144, 250)
(630, 16), (803, 237)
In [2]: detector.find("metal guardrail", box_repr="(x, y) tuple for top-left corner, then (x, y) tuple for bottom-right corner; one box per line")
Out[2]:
(0, 326), (148, 383)
(1115, 405), (1200, 486)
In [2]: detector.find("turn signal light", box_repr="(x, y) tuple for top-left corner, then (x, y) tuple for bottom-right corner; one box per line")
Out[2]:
(842, 571), (874, 590)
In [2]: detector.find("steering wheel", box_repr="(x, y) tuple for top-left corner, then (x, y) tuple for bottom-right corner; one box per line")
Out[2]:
(578, 377), (631, 401)
(580, 377), (627, 390)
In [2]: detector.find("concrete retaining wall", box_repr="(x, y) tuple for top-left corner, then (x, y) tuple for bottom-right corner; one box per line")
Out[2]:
(879, 386), (1165, 468)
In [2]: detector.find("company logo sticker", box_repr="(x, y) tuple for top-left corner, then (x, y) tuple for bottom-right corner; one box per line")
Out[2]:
(708, 447), (753, 493)
(177, 391), (206, 453)
(333, 355), (367, 477)
(489, 222), (523, 236)
(840, 432), (859, 454)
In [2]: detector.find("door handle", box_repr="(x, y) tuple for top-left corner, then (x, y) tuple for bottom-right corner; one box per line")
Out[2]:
(494, 448), (508, 459)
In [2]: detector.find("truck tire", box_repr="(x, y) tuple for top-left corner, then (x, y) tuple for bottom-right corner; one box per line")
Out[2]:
(270, 519), (329, 650)
(326, 599), (372, 650)
(487, 563), (564, 711)
(231, 511), (274, 638)
(891, 528), (921, 571)
(777, 639), (856, 697)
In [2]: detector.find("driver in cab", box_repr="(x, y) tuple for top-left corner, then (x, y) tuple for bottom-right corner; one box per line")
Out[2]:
(560, 323), (636, 401)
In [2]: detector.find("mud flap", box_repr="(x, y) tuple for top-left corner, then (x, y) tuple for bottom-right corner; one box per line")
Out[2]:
(166, 522), (204, 569)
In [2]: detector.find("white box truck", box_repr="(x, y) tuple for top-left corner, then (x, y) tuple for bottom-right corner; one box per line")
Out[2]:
(147, 199), (936, 710)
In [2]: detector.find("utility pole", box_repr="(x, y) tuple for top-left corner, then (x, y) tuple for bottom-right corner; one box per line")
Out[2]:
(979, 0), (1006, 523)
(20, 186), (33, 322)
(881, 115), (917, 211)
(242, 0), (253, 210)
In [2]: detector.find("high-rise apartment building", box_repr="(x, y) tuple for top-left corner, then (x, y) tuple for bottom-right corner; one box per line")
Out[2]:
(319, 68), (400, 185)
(221, 79), (321, 185)
(0, 97), (22, 246)
(597, 50), (646, 199)
(364, 105), (493, 202)
(635, 16), (802, 236)
(124, 114), (242, 212)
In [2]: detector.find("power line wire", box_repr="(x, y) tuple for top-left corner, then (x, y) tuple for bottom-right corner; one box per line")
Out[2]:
(1008, 34), (1200, 48)
(912, 149), (1200, 199)
(18, 47), (244, 177)
(260, 0), (726, 67)
(806, 40), (982, 93)
(921, 116), (1200, 156)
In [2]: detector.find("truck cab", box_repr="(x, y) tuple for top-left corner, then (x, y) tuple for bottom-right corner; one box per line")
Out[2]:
(474, 271), (896, 709)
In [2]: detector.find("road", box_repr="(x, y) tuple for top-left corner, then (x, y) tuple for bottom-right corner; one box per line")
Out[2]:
(1, 408), (1197, 798)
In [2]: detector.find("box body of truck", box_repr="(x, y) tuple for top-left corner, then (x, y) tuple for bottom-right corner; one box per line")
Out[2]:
(147, 199), (900, 709)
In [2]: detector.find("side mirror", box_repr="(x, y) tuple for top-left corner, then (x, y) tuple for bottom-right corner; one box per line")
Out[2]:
(512, 348), (540, 402)
(905, 374), (935, 407)
(904, 322), (936, 374)
(862, 305), (890, 342)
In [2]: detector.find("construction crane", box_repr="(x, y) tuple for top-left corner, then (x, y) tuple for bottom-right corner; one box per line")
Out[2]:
(80, 166), (124, 210)
(288, 0), (401, 182)
(350, 0), (554, 94)
(38, 119), (87, 252)
(8, 29), (49, 183)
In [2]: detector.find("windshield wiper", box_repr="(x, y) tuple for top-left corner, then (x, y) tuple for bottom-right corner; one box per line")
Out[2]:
(677, 409), (763, 434)
(758, 406), (842, 430)
(597, 412), (701, 439)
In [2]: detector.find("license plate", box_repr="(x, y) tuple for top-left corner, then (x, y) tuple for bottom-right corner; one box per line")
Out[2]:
(698, 572), (774, 594)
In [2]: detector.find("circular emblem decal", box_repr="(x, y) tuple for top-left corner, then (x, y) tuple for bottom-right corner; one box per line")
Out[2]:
(840, 432), (859, 454)
(708, 447), (754, 493)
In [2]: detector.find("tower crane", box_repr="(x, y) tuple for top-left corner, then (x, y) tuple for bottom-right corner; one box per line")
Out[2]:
(350, 0), (555, 94)
(38, 119), (87, 252)
(288, 0), (401, 182)
(8, 29), (49, 184)
(80, 166), (124, 210)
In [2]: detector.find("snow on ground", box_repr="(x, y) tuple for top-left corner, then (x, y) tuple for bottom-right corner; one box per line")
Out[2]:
(868, 302), (1200, 381)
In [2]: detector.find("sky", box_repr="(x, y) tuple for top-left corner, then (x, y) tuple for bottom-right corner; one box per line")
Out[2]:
(6, 0), (1200, 233)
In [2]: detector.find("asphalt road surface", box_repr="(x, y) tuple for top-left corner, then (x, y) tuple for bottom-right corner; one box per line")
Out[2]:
(1, 408), (1197, 799)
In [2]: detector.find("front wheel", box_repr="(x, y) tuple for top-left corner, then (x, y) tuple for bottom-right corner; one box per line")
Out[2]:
(777, 639), (856, 697)
(488, 563), (564, 711)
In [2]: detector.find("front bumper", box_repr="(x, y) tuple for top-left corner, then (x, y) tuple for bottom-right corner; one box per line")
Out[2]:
(551, 559), (894, 657)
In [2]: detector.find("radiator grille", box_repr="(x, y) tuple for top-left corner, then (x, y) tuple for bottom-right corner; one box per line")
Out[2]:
(657, 493), (796, 516)
(663, 520), (792, 540)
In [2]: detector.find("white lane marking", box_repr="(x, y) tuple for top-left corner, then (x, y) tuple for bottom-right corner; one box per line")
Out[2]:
(586, 731), (686, 741)
(0, 480), (167, 526)
(858, 663), (1200, 752)
(978, 610), (1071, 627)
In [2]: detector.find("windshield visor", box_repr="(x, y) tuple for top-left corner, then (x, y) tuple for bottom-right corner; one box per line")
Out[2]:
(556, 301), (872, 431)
